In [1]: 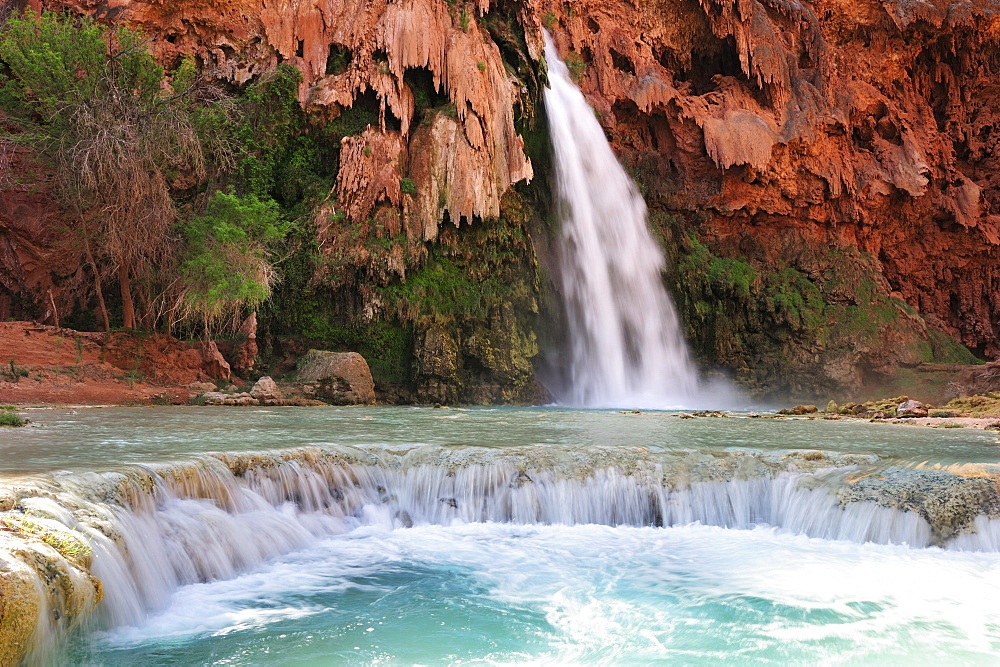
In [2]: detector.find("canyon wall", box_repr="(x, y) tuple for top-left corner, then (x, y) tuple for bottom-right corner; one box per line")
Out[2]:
(534, 0), (1000, 396)
(2, 0), (999, 400)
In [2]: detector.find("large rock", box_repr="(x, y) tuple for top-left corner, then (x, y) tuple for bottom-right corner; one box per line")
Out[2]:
(896, 399), (929, 418)
(250, 376), (281, 402)
(777, 404), (818, 415)
(294, 350), (376, 405)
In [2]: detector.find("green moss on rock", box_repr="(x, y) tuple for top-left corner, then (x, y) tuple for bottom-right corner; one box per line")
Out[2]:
(654, 214), (978, 400)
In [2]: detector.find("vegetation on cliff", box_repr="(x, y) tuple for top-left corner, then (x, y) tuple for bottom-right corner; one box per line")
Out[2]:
(653, 212), (980, 399)
(0, 12), (308, 335)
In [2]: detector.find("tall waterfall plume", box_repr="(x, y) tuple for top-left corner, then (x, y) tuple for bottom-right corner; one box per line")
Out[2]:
(543, 32), (702, 409)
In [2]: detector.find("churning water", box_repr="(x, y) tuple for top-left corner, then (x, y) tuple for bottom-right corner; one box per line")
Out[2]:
(4, 407), (1000, 663)
(544, 32), (706, 409)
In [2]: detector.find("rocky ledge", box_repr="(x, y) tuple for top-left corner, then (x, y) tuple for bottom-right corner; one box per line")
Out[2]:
(197, 350), (377, 407)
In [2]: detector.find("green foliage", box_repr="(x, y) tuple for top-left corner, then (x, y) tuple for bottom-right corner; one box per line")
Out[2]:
(0, 515), (92, 561)
(0, 411), (25, 427)
(231, 64), (317, 204)
(325, 45), (352, 76)
(762, 268), (825, 331)
(122, 369), (144, 389)
(405, 68), (449, 126)
(382, 256), (492, 321)
(0, 10), (236, 330)
(943, 393), (1000, 417)
(399, 178), (417, 194)
(564, 52), (586, 84)
(459, 9), (471, 31)
(661, 222), (980, 397)
(477, 61), (487, 72)
(542, 12), (558, 29)
(927, 327), (981, 365)
(0, 12), (162, 129)
(178, 192), (288, 330)
(679, 234), (759, 298)
(2, 359), (29, 382)
(378, 194), (538, 326)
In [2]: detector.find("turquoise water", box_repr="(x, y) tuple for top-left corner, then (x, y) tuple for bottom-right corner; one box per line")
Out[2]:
(5, 405), (999, 475)
(73, 523), (1000, 664)
(4, 407), (1000, 664)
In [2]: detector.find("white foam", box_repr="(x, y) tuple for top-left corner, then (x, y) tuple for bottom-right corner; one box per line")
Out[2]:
(88, 523), (1000, 663)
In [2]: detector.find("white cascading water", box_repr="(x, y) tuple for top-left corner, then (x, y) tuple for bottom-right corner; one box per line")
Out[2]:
(11, 445), (1000, 661)
(543, 32), (702, 409)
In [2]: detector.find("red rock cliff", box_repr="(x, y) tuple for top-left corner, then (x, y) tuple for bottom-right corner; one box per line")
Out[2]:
(3, 0), (1000, 398)
(534, 0), (1000, 360)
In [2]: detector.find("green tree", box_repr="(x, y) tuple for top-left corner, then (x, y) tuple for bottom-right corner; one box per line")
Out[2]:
(176, 191), (289, 333)
(0, 11), (230, 329)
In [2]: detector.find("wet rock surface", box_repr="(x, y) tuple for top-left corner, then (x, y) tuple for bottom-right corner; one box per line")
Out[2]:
(837, 467), (1000, 545)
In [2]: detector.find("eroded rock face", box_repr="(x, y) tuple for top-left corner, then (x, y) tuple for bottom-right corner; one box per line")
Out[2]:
(839, 467), (1000, 545)
(534, 0), (1000, 362)
(0, 145), (84, 325)
(46, 0), (533, 242)
(229, 313), (259, 374)
(5, 0), (1000, 401)
(0, 517), (103, 665)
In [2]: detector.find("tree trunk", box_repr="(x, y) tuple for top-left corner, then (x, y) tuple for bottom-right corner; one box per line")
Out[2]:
(82, 228), (110, 331)
(119, 263), (136, 330)
(47, 289), (60, 328)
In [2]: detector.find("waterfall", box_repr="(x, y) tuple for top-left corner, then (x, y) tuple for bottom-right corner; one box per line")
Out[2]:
(543, 31), (702, 409)
(6, 444), (1000, 661)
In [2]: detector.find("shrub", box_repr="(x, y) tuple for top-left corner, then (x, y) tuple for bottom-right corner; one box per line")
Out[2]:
(177, 192), (288, 332)
(2, 359), (28, 382)
(565, 52), (586, 84)
(0, 410), (25, 427)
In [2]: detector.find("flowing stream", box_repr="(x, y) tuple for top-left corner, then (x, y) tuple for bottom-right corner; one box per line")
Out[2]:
(544, 32), (704, 409)
(4, 407), (1000, 663)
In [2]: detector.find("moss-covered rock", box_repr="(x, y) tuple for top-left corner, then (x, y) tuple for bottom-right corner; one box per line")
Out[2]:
(653, 214), (980, 401)
(0, 514), (103, 665)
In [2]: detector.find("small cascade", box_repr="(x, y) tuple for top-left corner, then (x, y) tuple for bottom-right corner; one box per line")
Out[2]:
(4, 445), (1000, 662)
(543, 31), (702, 409)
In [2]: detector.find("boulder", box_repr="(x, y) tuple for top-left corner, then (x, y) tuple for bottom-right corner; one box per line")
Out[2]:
(250, 376), (281, 402)
(201, 391), (257, 406)
(294, 350), (376, 405)
(896, 399), (929, 418)
(777, 404), (818, 415)
(186, 381), (217, 392)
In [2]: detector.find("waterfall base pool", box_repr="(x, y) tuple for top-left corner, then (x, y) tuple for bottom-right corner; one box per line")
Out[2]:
(3, 406), (1000, 664)
(72, 523), (1000, 664)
